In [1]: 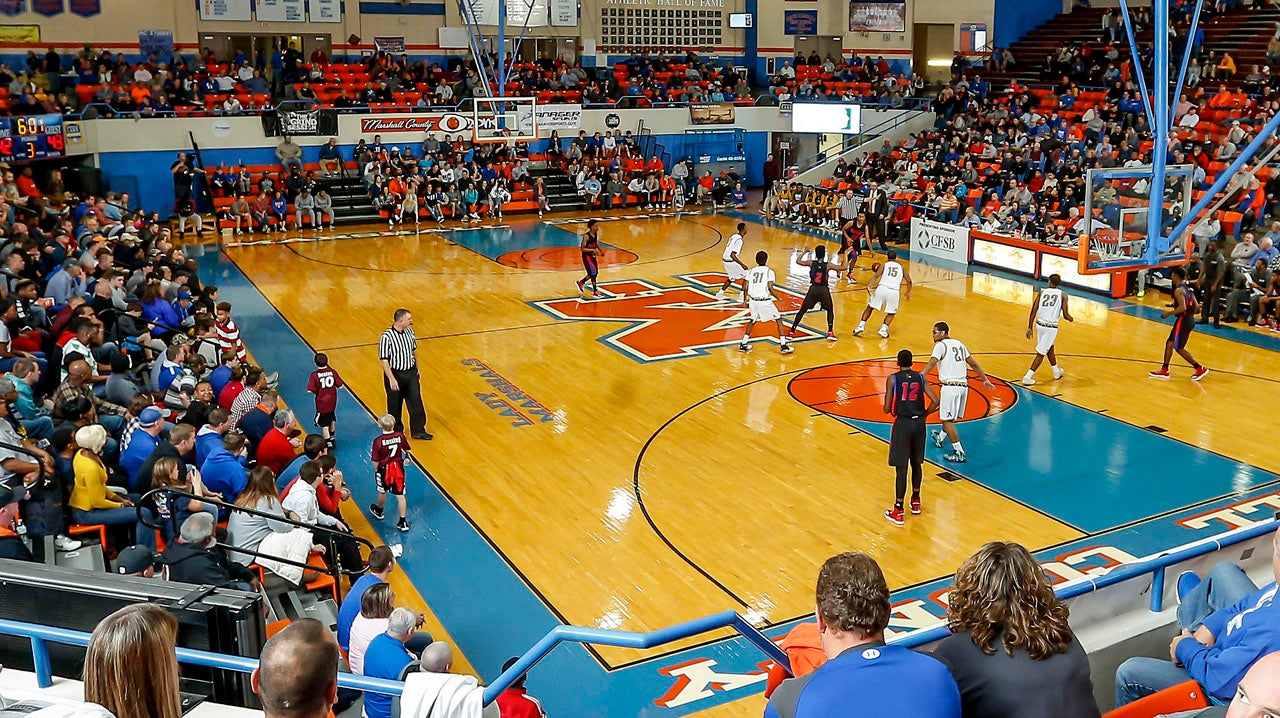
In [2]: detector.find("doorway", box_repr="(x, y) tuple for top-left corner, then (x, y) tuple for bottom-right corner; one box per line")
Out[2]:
(201, 34), (332, 68)
(792, 36), (843, 65)
(912, 23), (953, 83)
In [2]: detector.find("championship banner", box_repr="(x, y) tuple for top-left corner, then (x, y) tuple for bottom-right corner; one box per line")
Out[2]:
(139, 30), (175, 59)
(310, 0), (340, 22)
(200, 0), (251, 20)
(68, 0), (99, 16)
(0, 0), (26, 17)
(373, 36), (405, 54)
(31, 0), (62, 17)
(910, 216), (971, 264)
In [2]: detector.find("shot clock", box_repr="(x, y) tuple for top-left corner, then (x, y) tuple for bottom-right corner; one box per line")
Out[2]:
(0, 114), (66, 162)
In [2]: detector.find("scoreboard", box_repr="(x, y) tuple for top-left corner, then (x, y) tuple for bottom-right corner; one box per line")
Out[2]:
(0, 115), (65, 162)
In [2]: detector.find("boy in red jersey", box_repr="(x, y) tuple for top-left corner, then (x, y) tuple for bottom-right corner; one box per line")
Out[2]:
(306, 352), (344, 447)
(369, 413), (411, 532)
(496, 656), (548, 718)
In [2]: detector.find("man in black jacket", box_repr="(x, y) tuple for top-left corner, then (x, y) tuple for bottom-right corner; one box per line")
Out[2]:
(162, 512), (256, 591)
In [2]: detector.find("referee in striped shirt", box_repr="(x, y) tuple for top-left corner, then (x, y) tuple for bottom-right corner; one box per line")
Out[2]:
(380, 309), (432, 440)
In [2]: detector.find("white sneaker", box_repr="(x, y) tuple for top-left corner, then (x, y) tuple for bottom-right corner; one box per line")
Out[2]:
(853, 324), (865, 336)
(1052, 366), (1065, 380)
(715, 291), (726, 300)
(54, 535), (82, 552)
(1021, 376), (1037, 386)
(877, 326), (890, 338)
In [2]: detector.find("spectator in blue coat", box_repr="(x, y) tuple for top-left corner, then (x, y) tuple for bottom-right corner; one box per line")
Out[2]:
(362, 608), (420, 716)
(194, 409), (231, 468)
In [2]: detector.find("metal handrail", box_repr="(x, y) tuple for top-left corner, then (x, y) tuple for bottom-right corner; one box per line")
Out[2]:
(138, 487), (374, 595)
(1, 520), (1273, 706)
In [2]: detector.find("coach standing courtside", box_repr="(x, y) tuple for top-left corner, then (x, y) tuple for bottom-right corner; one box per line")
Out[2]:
(379, 309), (432, 441)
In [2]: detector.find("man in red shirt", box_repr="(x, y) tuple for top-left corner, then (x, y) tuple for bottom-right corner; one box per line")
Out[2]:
(256, 409), (302, 477)
(496, 657), (547, 718)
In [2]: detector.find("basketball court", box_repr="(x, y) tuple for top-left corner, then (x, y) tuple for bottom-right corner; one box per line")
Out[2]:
(196, 209), (1280, 717)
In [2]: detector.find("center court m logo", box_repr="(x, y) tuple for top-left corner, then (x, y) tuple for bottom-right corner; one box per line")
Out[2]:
(529, 273), (822, 362)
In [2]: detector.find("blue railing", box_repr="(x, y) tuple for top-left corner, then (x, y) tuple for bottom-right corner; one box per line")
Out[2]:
(0, 519), (1274, 708)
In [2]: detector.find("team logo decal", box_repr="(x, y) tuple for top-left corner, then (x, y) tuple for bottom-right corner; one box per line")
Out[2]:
(530, 273), (823, 362)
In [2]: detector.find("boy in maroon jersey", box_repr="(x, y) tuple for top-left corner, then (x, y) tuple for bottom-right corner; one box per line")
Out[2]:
(306, 352), (345, 447)
(369, 413), (411, 532)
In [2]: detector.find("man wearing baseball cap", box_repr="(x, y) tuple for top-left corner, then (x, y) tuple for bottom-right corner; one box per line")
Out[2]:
(0, 484), (34, 561)
(114, 544), (157, 577)
(119, 406), (165, 490)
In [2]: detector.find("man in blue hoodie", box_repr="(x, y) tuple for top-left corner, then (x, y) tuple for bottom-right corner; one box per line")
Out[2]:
(200, 432), (249, 499)
(1115, 528), (1280, 706)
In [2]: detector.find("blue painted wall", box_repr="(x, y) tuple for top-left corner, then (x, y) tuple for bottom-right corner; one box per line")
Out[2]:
(994, 0), (1062, 47)
(100, 132), (770, 213)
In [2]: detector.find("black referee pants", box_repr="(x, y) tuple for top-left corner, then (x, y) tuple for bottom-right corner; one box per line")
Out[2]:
(385, 368), (427, 435)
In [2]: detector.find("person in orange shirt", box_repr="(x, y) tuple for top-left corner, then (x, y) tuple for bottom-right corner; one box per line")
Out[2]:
(130, 81), (152, 104)
(764, 622), (826, 698)
(658, 174), (676, 209)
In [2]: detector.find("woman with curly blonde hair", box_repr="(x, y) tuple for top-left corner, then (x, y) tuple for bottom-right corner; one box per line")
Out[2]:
(932, 541), (1100, 718)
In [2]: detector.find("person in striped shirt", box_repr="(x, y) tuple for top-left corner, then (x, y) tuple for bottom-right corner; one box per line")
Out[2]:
(214, 301), (248, 362)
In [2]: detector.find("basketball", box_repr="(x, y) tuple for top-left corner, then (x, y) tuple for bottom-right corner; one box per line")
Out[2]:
(872, 262), (882, 272)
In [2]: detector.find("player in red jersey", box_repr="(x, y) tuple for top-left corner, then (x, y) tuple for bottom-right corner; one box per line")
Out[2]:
(1149, 267), (1209, 381)
(369, 413), (411, 532)
(576, 219), (603, 298)
(306, 352), (345, 447)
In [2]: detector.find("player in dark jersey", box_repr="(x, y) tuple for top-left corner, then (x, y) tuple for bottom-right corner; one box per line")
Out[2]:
(369, 413), (412, 532)
(306, 352), (345, 447)
(788, 244), (843, 341)
(838, 212), (871, 284)
(883, 349), (938, 525)
(576, 219), (603, 298)
(1149, 266), (1209, 381)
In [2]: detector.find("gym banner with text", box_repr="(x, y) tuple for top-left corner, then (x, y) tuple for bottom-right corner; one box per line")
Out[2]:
(909, 216), (970, 264)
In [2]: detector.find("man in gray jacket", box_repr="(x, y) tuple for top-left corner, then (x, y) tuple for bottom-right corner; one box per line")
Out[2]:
(276, 135), (304, 174)
(314, 189), (334, 231)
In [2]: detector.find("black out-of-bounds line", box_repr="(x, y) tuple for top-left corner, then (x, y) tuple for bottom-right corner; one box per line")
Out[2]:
(630, 356), (897, 609)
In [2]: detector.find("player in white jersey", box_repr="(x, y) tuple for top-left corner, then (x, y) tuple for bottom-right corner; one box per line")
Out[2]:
(1022, 273), (1074, 386)
(738, 250), (794, 354)
(920, 321), (994, 463)
(854, 249), (912, 338)
(716, 222), (749, 302)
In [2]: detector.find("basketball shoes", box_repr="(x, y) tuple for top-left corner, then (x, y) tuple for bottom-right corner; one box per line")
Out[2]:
(1192, 366), (1210, 381)
(931, 429), (946, 448)
(944, 451), (967, 463)
(575, 278), (586, 293)
(884, 507), (905, 526)
(1148, 367), (1171, 379)
(910, 495), (922, 515)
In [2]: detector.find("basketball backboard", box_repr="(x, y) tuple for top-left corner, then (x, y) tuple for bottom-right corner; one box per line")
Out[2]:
(1079, 164), (1194, 274)
(472, 96), (537, 144)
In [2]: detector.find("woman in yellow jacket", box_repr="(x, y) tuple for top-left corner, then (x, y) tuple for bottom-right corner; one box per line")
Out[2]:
(69, 425), (154, 550)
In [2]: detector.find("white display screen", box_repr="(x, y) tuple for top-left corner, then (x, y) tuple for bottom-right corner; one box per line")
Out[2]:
(790, 103), (862, 134)
(728, 12), (753, 27)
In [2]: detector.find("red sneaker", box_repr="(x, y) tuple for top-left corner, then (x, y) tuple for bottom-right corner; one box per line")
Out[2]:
(826, 331), (838, 341)
(1192, 365), (1210, 381)
(575, 278), (585, 293)
(909, 496), (922, 515)
(786, 329), (795, 338)
(884, 507), (905, 525)
(1148, 367), (1171, 379)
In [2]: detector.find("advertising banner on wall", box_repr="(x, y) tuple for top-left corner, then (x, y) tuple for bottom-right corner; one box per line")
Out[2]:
(689, 102), (735, 126)
(849, 0), (905, 32)
(359, 106), (582, 136)
(139, 30), (175, 59)
(373, 36), (405, 53)
(910, 217), (971, 264)
(273, 110), (338, 136)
